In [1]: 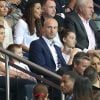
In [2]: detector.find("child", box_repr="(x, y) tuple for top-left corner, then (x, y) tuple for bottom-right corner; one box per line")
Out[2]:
(33, 84), (49, 100)
(7, 44), (36, 80)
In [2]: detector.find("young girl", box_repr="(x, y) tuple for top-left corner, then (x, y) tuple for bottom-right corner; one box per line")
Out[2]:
(60, 28), (81, 65)
(33, 84), (49, 100)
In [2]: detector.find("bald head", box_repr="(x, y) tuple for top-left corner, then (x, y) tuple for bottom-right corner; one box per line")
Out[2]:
(43, 18), (58, 39)
(44, 18), (58, 26)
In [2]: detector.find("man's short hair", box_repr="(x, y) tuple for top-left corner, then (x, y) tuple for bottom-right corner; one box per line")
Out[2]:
(73, 52), (90, 65)
(7, 44), (22, 53)
(63, 71), (78, 81)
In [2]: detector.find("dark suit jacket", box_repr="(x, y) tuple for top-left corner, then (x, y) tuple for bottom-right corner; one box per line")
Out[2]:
(29, 37), (67, 72)
(64, 11), (100, 50)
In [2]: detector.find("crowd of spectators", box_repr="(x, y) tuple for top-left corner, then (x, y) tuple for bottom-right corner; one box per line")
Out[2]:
(0, 0), (100, 100)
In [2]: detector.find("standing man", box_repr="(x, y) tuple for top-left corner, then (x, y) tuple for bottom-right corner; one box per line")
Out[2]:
(64, 0), (100, 51)
(29, 18), (68, 73)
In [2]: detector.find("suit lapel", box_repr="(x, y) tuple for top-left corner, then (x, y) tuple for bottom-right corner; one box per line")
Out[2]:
(40, 37), (56, 65)
(89, 20), (97, 33)
(54, 45), (62, 66)
(75, 13), (87, 36)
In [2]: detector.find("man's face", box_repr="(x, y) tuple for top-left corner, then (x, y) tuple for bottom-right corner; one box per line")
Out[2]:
(43, 19), (58, 39)
(0, 27), (5, 43)
(79, 0), (94, 20)
(43, 0), (56, 17)
(74, 59), (90, 75)
(60, 75), (74, 94)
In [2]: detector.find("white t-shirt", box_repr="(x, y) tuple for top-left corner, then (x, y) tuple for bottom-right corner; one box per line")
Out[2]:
(10, 61), (30, 72)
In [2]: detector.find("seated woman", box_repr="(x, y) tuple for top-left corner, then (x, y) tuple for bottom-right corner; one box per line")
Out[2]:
(14, 0), (42, 52)
(60, 28), (81, 65)
(0, 0), (13, 49)
(90, 53), (100, 73)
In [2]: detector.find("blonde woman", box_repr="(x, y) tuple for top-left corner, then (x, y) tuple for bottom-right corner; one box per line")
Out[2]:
(91, 53), (100, 73)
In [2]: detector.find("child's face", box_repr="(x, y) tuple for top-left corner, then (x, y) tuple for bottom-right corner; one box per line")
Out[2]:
(63, 32), (76, 48)
(14, 48), (23, 57)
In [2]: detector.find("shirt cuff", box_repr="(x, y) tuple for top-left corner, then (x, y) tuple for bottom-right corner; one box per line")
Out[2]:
(83, 48), (88, 53)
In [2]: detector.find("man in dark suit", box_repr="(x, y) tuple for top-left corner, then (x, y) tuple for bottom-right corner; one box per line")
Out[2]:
(64, 0), (100, 51)
(29, 18), (68, 100)
(29, 18), (68, 73)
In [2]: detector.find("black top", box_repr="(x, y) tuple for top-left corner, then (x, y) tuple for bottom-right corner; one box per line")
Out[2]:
(94, 0), (100, 14)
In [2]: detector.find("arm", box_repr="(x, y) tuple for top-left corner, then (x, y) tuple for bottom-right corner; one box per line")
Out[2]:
(14, 19), (25, 44)
(14, 19), (29, 51)
(29, 41), (48, 70)
(0, 61), (18, 77)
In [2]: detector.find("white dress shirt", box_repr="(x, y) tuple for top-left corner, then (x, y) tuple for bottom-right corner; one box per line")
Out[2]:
(10, 61), (30, 73)
(79, 16), (96, 51)
(54, 32), (63, 48)
(43, 36), (60, 71)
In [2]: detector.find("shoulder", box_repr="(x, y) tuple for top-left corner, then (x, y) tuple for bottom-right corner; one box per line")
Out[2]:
(30, 38), (43, 47)
(31, 38), (41, 44)
(15, 19), (28, 30)
(65, 11), (79, 23)
(16, 19), (27, 26)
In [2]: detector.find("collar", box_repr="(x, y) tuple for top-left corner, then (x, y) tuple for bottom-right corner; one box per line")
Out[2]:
(78, 14), (90, 24)
(42, 36), (55, 46)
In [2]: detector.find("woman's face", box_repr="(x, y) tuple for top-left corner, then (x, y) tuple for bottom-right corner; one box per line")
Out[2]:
(63, 32), (76, 48)
(91, 56), (100, 72)
(0, 1), (8, 16)
(32, 3), (42, 19)
(14, 48), (23, 57)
